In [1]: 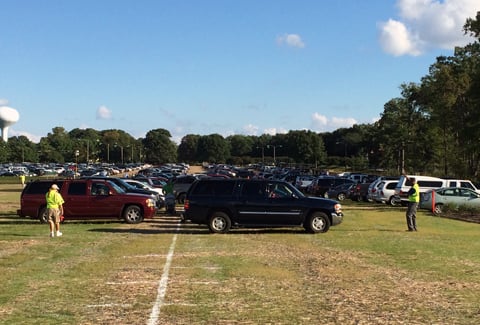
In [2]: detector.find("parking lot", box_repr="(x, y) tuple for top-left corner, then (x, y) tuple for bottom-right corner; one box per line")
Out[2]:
(2, 205), (480, 324)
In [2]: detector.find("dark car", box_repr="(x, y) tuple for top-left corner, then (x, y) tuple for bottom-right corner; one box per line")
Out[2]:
(306, 176), (355, 197)
(18, 179), (156, 224)
(173, 175), (202, 204)
(183, 178), (343, 234)
(324, 183), (354, 201)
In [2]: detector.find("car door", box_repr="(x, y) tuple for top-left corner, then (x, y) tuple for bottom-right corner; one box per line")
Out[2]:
(63, 181), (90, 218)
(89, 181), (120, 217)
(235, 181), (268, 224)
(264, 182), (303, 225)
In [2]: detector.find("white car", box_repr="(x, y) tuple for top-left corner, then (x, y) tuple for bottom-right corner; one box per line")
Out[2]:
(123, 179), (165, 196)
(374, 180), (400, 206)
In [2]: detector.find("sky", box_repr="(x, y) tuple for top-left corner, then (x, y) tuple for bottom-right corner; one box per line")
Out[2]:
(0, 0), (478, 144)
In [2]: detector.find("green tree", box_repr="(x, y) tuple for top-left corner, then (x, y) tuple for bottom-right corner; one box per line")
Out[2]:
(40, 127), (73, 163)
(177, 134), (200, 164)
(6, 136), (38, 163)
(227, 134), (254, 157)
(142, 129), (177, 164)
(197, 134), (230, 163)
(284, 130), (326, 166)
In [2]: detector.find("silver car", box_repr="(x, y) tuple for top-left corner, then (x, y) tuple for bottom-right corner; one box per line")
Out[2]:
(420, 187), (480, 214)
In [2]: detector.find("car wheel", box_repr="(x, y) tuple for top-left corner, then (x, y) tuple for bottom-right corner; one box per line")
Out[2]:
(38, 207), (48, 223)
(177, 193), (186, 204)
(388, 196), (398, 206)
(434, 203), (443, 215)
(123, 205), (144, 224)
(337, 193), (346, 201)
(208, 211), (231, 233)
(305, 212), (330, 233)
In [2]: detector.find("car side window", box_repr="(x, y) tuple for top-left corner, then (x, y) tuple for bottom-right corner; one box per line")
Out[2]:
(68, 182), (86, 195)
(91, 183), (109, 196)
(267, 183), (290, 198)
(242, 182), (266, 198)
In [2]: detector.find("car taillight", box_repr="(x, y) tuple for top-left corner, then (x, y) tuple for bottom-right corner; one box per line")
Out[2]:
(184, 199), (189, 210)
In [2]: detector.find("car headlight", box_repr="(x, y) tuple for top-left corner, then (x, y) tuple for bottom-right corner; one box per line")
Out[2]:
(334, 203), (342, 214)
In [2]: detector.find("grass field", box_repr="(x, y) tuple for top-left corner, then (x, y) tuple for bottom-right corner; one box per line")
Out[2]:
(1, 182), (480, 324)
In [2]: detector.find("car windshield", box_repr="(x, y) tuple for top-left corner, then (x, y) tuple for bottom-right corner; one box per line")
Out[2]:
(107, 180), (126, 194)
(282, 182), (305, 198)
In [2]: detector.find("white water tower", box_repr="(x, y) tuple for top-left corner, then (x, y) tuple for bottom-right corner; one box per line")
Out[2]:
(0, 106), (20, 142)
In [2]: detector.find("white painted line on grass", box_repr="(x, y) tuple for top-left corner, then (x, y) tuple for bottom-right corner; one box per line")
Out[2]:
(147, 227), (179, 325)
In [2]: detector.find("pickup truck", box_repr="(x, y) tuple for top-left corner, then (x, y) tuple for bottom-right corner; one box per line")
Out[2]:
(18, 179), (157, 224)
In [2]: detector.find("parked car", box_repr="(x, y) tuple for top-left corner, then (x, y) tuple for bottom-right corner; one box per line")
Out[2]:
(306, 176), (355, 197)
(82, 176), (163, 209)
(350, 181), (374, 202)
(420, 187), (480, 214)
(394, 175), (446, 204)
(373, 180), (400, 206)
(183, 178), (343, 234)
(122, 178), (165, 208)
(367, 176), (399, 202)
(294, 175), (315, 192)
(324, 183), (354, 201)
(394, 175), (479, 204)
(18, 179), (157, 223)
(173, 175), (202, 204)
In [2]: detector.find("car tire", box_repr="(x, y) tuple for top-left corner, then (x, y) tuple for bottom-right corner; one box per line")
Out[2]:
(434, 203), (443, 215)
(38, 206), (48, 223)
(208, 211), (231, 233)
(337, 193), (346, 201)
(388, 196), (398, 206)
(305, 212), (330, 233)
(123, 205), (144, 224)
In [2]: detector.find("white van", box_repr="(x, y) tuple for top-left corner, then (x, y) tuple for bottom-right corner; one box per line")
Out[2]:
(443, 179), (480, 193)
(394, 175), (480, 203)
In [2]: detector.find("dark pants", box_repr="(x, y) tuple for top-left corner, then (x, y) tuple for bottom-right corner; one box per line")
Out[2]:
(406, 202), (418, 231)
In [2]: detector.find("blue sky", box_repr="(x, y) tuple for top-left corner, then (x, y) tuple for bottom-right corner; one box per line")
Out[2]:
(0, 0), (477, 143)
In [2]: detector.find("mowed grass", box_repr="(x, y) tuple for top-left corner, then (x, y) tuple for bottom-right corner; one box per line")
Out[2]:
(1, 184), (480, 324)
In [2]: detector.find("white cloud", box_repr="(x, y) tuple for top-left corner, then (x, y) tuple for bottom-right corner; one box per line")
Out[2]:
(276, 33), (305, 48)
(243, 124), (260, 135)
(311, 113), (357, 132)
(96, 105), (112, 120)
(263, 127), (288, 135)
(10, 129), (41, 143)
(378, 19), (422, 56)
(378, 0), (477, 56)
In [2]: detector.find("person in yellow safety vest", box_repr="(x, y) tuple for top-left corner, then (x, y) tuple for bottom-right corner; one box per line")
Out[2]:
(404, 175), (420, 231)
(46, 184), (65, 237)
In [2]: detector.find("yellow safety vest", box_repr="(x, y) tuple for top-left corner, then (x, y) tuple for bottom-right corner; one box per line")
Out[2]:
(408, 183), (420, 203)
(46, 190), (64, 209)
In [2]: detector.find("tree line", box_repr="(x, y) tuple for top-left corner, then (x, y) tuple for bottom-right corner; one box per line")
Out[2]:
(1, 13), (479, 179)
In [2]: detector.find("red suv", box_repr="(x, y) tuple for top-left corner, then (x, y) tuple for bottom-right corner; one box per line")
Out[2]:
(18, 179), (156, 224)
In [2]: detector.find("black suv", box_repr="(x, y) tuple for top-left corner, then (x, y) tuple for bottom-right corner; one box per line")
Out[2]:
(183, 178), (343, 233)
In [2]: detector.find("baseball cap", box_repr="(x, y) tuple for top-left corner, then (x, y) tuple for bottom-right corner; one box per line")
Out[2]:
(51, 184), (60, 190)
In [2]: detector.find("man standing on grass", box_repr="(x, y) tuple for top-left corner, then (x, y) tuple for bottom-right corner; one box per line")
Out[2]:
(404, 174), (420, 231)
(46, 184), (64, 237)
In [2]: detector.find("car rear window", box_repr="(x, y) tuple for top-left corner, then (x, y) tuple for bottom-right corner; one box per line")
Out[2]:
(24, 181), (63, 194)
